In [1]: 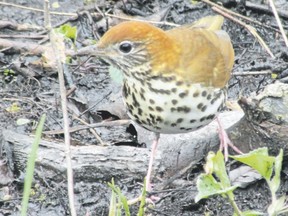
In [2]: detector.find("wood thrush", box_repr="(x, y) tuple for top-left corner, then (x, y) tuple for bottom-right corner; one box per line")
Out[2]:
(83, 15), (241, 192)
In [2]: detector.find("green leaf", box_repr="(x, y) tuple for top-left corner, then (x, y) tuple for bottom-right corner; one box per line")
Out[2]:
(195, 173), (237, 202)
(16, 118), (31, 126)
(213, 151), (231, 188)
(230, 148), (274, 180)
(240, 210), (264, 215)
(117, 188), (130, 216)
(6, 103), (20, 113)
(271, 73), (278, 79)
(109, 179), (117, 216)
(109, 66), (123, 84)
(55, 24), (77, 41)
(21, 114), (46, 216)
(270, 149), (283, 194)
(137, 179), (147, 216)
(108, 179), (130, 216)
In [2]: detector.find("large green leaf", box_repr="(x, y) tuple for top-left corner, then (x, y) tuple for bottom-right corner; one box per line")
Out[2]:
(230, 148), (274, 180)
(195, 173), (237, 202)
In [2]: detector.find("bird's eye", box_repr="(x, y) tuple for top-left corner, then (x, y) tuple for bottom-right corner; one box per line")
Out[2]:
(118, 41), (133, 54)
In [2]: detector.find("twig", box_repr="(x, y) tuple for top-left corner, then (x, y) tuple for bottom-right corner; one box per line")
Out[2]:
(0, 1), (75, 16)
(44, 0), (76, 215)
(201, 0), (280, 33)
(43, 119), (131, 135)
(72, 115), (105, 146)
(211, 6), (275, 58)
(246, 1), (288, 19)
(232, 70), (272, 76)
(268, 0), (288, 47)
(0, 34), (47, 39)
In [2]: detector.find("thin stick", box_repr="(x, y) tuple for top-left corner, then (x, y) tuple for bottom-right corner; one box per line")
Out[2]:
(44, 119), (131, 135)
(201, 0), (280, 33)
(45, 0), (76, 215)
(232, 70), (272, 76)
(212, 6), (275, 58)
(72, 115), (105, 146)
(268, 0), (288, 47)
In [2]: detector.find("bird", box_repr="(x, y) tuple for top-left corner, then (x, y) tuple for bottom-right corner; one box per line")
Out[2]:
(83, 15), (242, 193)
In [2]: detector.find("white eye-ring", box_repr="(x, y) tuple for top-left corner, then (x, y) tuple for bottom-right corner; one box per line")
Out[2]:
(118, 41), (134, 54)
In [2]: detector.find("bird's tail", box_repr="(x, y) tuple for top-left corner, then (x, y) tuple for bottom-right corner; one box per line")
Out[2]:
(191, 15), (224, 31)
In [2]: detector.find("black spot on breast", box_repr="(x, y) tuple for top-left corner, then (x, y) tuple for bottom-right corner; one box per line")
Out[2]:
(135, 119), (141, 124)
(200, 117), (206, 122)
(185, 128), (193, 131)
(217, 105), (224, 112)
(201, 105), (207, 112)
(177, 106), (191, 113)
(197, 103), (203, 110)
(172, 99), (178, 105)
(147, 83), (171, 95)
(140, 87), (145, 93)
(138, 108), (143, 116)
(179, 90), (188, 98)
(127, 104), (134, 113)
(149, 99), (155, 104)
(147, 118), (152, 125)
(140, 92), (146, 101)
(210, 98), (217, 105)
(155, 106), (163, 112)
(215, 92), (222, 99)
(148, 106), (154, 111)
(156, 116), (163, 123)
(134, 114), (140, 120)
(171, 123), (177, 127)
(207, 94), (212, 100)
(171, 88), (177, 93)
(193, 91), (200, 97)
(123, 83), (130, 99)
(171, 107), (176, 112)
(161, 76), (176, 82)
(180, 127), (186, 130)
(206, 114), (215, 120)
(176, 81), (184, 86)
(177, 118), (183, 123)
(202, 91), (207, 97)
(132, 83), (137, 93)
(132, 93), (140, 107)
(190, 119), (196, 123)
(159, 89), (171, 94)
(149, 114), (156, 124)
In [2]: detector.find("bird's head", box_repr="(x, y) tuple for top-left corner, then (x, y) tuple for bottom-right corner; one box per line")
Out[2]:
(90, 21), (180, 78)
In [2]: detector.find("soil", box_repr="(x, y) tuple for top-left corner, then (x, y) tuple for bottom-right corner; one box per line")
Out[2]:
(1, 0), (288, 216)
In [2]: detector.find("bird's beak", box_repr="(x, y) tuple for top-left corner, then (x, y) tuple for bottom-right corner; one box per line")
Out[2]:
(75, 44), (106, 58)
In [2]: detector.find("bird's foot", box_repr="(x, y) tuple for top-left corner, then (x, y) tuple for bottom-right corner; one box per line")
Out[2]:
(217, 117), (243, 161)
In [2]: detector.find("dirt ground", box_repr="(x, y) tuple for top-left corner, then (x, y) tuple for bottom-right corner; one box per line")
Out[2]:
(1, 0), (288, 215)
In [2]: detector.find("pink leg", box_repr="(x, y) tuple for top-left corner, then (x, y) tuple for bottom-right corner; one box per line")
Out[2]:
(128, 133), (161, 205)
(216, 117), (243, 161)
(145, 132), (160, 192)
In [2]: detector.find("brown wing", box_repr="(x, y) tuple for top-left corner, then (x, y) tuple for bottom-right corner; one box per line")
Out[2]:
(166, 16), (234, 88)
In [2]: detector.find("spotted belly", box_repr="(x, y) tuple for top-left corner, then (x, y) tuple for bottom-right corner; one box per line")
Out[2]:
(122, 77), (226, 134)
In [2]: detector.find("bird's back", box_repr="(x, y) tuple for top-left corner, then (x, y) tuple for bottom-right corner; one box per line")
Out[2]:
(166, 15), (234, 88)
